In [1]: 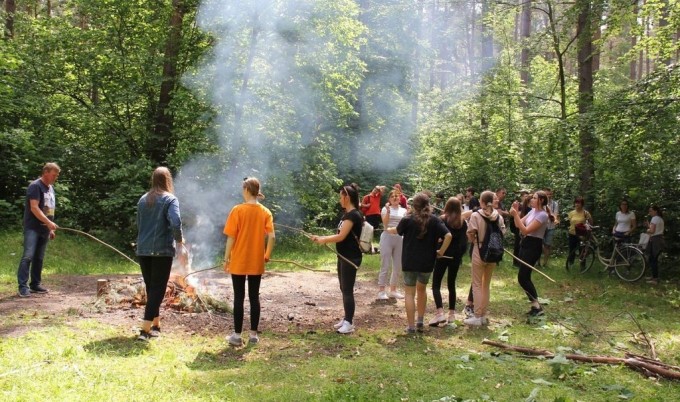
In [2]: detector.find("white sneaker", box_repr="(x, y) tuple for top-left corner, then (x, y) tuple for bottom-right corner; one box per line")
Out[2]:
(336, 321), (355, 334)
(389, 291), (405, 299)
(333, 319), (345, 329)
(228, 333), (243, 346)
(463, 316), (484, 326)
(429, 313), (446, 327)
(377, 291), (389, 300)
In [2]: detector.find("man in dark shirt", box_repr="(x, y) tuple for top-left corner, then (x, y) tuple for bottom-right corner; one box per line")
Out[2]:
(17, 162), (61, 297)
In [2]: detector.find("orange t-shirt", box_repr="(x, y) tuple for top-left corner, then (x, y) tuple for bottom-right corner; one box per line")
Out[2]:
(223, 203), (274, 275)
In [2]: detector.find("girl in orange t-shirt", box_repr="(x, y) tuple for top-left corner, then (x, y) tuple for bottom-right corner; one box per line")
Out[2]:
(223, 177), (275, 346)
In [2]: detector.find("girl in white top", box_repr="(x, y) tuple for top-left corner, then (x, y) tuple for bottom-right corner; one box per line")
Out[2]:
(612, 200), (636, 241)
(378, 190), (408, 299)
(645, 204), (664, 284)
(510, 190), (553, 317)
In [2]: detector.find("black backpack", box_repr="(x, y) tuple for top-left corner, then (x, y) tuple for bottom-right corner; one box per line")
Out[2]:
(476, 212), (504, 263)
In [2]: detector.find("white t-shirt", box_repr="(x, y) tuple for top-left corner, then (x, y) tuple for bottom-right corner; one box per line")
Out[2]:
(524, 208), (549, 239)
(614, 211), (635, 233)
(650, 216), (664, 236)
(381, 205), (407, 229)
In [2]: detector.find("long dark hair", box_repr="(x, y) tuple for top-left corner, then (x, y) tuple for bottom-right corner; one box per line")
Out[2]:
(442, 196), (462, 229)
(341, 183), (360, 210)
(650, 204), (663, 217)
(412, 192), (432, 239)
(534, 190), (555, 223)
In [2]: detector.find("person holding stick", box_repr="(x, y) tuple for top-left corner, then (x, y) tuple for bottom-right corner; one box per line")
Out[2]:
(223, 177), (275, 346)
(135, 167), (187, 341)
(430, 196), (468, 326)
(17, 162), (61, 297)
(311, 184), (363, 334)
(386, 193), (451, 333)
(509, 190), (553, 317)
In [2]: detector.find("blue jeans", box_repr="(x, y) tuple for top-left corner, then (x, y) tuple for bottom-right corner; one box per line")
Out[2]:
(17, 229), (50, 290)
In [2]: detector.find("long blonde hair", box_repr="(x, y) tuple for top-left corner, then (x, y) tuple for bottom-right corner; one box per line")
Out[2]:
(146, 167), (174, 205)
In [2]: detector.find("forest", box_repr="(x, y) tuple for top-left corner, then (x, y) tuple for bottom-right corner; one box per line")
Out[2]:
(1, 0), (679, 259)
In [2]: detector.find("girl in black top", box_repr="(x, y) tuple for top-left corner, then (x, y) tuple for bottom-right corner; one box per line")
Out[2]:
(430, 197), (468, 326)
(311, 184), (363, 334)
(388, 193), (451, 333)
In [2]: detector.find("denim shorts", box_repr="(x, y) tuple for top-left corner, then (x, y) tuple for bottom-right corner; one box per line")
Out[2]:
(543, 228), (556, 247)
(403, 271), (431, 286)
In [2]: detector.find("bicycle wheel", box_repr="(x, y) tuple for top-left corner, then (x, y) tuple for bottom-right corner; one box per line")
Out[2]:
(566, 243), (595, 273)
(578, 244), (595, 273)
(614, 245), (646, 282)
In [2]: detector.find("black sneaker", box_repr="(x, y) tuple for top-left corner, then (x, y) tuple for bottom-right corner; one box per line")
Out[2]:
(30, 285), (49, 293)
(149, 326), (161, 338)
(137, 330), (151, 342)
(18, 288), (31, 297)
(527, 307), (544, 317)
(416, 322), (424, 333)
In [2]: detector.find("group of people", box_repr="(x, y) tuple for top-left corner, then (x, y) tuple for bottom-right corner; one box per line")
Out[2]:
(15, 163), (666, 343)
(565, 197), (665, 284)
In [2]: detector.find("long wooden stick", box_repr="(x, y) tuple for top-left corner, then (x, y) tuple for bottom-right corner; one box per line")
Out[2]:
(269, 258), (327, 272)
(503, 249), (556, 283)
(60, 227), (139, 266)
(275, 222), (359, 269)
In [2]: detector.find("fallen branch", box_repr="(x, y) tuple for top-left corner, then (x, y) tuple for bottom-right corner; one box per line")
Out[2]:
(482, 339), (680, 380)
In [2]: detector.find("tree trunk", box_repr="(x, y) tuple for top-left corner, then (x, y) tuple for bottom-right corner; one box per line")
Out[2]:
(149, 0), (185, 166)
(546, 2), (567, 120)
(519, 0), (532, 106)
(4, 0), (15, 39)
(576, 0), (595, 203)
(466, 1), (475, 77)
(411, 0), (423, 126)
(659, 0), (671, 65)
(630, 1), (639, 80)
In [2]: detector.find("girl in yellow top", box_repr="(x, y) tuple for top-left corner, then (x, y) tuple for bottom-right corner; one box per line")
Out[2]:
(566, 196), (593, 265)
(223, 178), (275, 346)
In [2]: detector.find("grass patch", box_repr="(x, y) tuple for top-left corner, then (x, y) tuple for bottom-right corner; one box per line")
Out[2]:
(1, 230), (679, 401)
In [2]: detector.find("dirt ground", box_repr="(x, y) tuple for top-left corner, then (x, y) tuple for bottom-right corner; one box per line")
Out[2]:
(0, 269), (424, 338)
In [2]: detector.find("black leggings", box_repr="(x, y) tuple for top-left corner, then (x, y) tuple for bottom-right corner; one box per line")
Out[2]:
(517, 236), (543, 302)
(337, 257), (360, 324)
(231, 274), (262, 333)
(567, 234), (580, 262)
(432, 253), (463, 310)
(139, 256), (173, 322)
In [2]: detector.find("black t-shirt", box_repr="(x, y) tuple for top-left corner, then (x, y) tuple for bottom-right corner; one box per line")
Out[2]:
(336, 209), (363, 261)
(469, 196), (480, 210)
(23, 178), (54, 236)
(442, 219), (468, 257)
(397, 214), (449, 272)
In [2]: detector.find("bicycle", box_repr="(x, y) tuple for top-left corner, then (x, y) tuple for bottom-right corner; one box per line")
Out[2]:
(565, 224), (646, 282)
